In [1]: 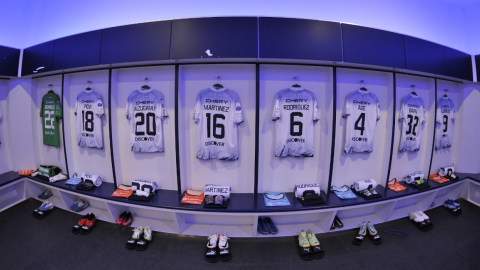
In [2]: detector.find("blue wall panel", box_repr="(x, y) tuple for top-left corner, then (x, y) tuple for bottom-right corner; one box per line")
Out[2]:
(404, 36), (447, 76)
(0, 45), (20, 77)
(22, 41), (55, 76)
(444, 47), (472, 81)
(53, 30), (102, 70)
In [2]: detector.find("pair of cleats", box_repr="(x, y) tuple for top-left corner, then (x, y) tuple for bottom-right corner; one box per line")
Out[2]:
(330, 215), (344, 230)
(38, 188), (52, 199)
(126, 226), (152, 251)
(205, 233), (232, 263)
(353, 221), (381, 245)
(72, 213), (97, 234)
(49, 173), (68, 183)
(70, 199), (89, 212)
(257, 217), (278, 234)
(298, 229), (324, 260)
(116, 211), (134, 229)
(444, 199), (462, 216)
(409, 211), (433, 231)
(19, 170), (34, 175)
(32, 201), (54, 219)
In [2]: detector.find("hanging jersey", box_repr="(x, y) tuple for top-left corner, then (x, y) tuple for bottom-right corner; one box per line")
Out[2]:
(272, 88), (319, 157)
(435, 97), (455, 149)
(193, 88), (243, 160)
(125, 89), (168, 152)
(399, 94), (426, 152)
(40, 92), (62, 148)
(342, 89), (381, 153)
(75, 90), (105, 149)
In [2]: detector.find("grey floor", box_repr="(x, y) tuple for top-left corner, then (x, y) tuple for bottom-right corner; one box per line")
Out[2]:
(1, 198), (480, 270)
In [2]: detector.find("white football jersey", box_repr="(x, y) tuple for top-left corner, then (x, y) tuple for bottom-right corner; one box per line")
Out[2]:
(74, 90), (105, 149)
(399, 94), (426, 152)
(193, 88), (243, 160)
(125, 88), (168, 153)
(435, 97), (455, 149)
(342, 89), (381, 153)
(272, 88), (319, 157)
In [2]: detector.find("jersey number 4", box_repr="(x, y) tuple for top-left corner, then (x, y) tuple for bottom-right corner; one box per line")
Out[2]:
(354, 113), (365, 136)
(206, 113), (225, 139)
(406, 114), (419, 136)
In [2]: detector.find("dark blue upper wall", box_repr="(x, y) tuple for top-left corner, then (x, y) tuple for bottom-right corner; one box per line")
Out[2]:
(259, 17), (342, 61)
(19, 17), (475, 81)
(171, 17), (258, 59)
(342, 24), (405, 69)
(0, 45), (20, 77)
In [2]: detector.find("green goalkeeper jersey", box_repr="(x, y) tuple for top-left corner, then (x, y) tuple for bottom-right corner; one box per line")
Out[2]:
(40, 92), (62, 147)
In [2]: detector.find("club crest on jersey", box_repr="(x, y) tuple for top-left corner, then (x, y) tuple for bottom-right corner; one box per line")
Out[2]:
(56, 105), (60, 109)
(236, 106), (241, 111)
(98, 103), (102, 107)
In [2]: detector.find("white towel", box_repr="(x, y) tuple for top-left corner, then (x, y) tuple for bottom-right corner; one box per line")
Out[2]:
(204, 185), (231, 199)
(294, 182), (321, 198)
(404, 171), (424, 184)
(81, 172), (102, 187)
(354, 179), (377, 192)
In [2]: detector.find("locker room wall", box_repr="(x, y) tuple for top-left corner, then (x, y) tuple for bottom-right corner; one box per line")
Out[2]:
(430, 80), (463, 174)
(331, 68), (394, 188)
(7, 78), (36, 171)
(389, 74), (436, 181)
(0, 80), (13, 174)
(456, 84), (480, 173)
(177, 64), (256, 193)
(110, 66), (177, 190)
(257, 65), (333, 193)
(30, 75), (66, 173)
(63, 70), (114, 183)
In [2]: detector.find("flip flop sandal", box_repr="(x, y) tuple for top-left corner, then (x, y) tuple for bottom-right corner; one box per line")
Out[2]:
(411, 219), (429, 231)
(36, 209), (53, 219)
(80, 223), (95, 235)
(264, 217), (278, 234)
(219, 246), (232, 261)
(126, 239), (137, 250)
(205, 247), (219, 263)
(32, 208), (40, 218)
(257, 217), (269, 234)
(311, 244), (325, 259)
(353, 222), (367, 245)
(135, 239), (149, 251)
(297, 245), (313, 261)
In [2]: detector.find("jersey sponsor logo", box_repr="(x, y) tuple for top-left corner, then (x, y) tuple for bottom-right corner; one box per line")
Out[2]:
(352, 137), (368, 141)
(286, 99), (308, 102)
(283, 105), (309, 110)
(135, 137), (155, 141)
(407, 137), (417, 141)
(45, 131), (55, 135)
(203, 104), (229, 112)
(82, 100), (94, 103)
(81, 133), (95, 137)
(45, 101), (55, 104)
(206, 99), (228, 104)
(440, 105), (449, 108)
(408, 104), (420, 108)
(204, 141), (225, 147)
(136, 101), (154, 105)
(286, 138), (305, 143)
(353, 100), (371, 105)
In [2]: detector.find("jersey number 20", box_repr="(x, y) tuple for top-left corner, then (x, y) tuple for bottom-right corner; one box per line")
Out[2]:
(135, 112), (156, 136)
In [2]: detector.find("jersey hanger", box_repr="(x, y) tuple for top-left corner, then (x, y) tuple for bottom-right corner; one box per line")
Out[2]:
(85, 81), (92, 91)
(141, 77), (150, 90)
(444, 89), (448, 97)
(291, 76), (301, 88)
(359, 80), (367, 91)
(410, 85), (417, 96)
(48, 84), (54, 93)
(213, 75), (223, 89)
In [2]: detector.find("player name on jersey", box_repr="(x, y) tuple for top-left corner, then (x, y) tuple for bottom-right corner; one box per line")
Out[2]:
(343, 89), (381, 153)
(75, 89), (105, 149)
(399, 93), (426, 152)
(126, 88), (168, 153)
(273, 88), (319, 157)
(193, 87), (243, 160)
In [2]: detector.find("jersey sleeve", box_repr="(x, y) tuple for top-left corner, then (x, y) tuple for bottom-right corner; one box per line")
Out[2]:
(0, 103), (2, 120)
(313, 95), (319, 122)
(451, 100), (456, 123)
(54, 95), (62, 118)
(436, 100), (441, 124)
(74, 96), (78, 116)
(342, 94), (351, 119)
(95, 96), (105, 117)
(234, 93), (243, 124)
(272, 92), (281, 121)
(192, 92), (202, 124)
(40, 97), (44, 117)
(399, 98), (406, 121)
(156, 92), (169, 120)
(376, 96), (381, 121)
(125, 96), (132, 120)
(420, 99), (426, 124)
